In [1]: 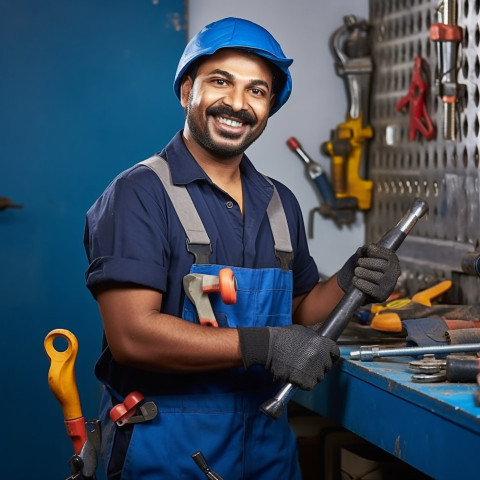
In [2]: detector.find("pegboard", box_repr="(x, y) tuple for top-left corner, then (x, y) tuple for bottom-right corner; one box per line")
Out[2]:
(367, 0), (480, 303)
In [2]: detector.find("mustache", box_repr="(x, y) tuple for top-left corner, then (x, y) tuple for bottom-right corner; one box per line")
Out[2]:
(206, 105), (257, 125)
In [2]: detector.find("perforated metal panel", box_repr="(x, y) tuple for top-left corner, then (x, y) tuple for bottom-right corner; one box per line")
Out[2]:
(367, 0), (480, 302)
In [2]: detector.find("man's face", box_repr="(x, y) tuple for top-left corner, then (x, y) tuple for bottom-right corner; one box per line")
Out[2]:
(181, 49), (275, 159)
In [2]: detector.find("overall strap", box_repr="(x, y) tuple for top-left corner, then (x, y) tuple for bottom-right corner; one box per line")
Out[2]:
(139, 155), (211, 264)
(263, 176), (294, 270)
(139, 155), (294, 269)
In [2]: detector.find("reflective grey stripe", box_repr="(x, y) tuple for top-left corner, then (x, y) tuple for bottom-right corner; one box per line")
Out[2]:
(139, 155), (293, 266)
(139, 156), (211, 247)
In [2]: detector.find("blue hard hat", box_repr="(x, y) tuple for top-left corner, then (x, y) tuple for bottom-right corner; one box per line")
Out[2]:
(173, 17), (293, 116)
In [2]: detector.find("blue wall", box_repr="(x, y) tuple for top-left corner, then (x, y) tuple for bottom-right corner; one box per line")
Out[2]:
(0, 1), (185, 477)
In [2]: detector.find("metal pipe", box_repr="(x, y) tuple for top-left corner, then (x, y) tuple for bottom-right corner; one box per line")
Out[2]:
(350, 343), (480, 361)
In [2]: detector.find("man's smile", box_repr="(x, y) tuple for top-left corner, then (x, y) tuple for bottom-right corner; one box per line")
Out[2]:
(217, 116), (244, 128)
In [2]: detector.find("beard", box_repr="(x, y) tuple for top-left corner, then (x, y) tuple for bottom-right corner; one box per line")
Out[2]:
(185, 100), (268, 158)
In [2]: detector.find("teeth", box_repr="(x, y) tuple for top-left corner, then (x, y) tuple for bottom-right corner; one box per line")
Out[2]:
(218, 116), (243, 127)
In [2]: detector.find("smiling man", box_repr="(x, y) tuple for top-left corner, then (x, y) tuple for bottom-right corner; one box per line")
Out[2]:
(84, 17), (400, 480)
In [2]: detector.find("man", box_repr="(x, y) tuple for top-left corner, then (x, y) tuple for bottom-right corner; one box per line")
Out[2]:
(84, 17), (400, 480)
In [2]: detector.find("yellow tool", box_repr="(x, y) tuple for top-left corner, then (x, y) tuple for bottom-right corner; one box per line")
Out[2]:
(370, 280), (453, 332)
(44, 329), (86, 454)
(322, 114), (373, 210)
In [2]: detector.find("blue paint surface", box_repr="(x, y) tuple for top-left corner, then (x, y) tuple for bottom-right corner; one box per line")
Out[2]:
(295, 346), (480, 479)
(0, 2), (185, 478)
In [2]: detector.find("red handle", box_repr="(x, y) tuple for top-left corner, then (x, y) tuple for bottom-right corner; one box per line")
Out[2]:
(286, 137), (300, 151)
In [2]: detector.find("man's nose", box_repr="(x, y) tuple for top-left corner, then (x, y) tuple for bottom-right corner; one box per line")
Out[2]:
(223, 86), (248, 111)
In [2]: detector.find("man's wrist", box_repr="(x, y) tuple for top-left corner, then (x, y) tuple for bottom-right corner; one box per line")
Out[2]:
(237, 327), (270, 368)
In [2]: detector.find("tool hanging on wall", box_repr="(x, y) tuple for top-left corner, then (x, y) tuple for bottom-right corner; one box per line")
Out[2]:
(44, 329), (100, 480)
(320, 15), (374, 213)
(395, 57), (435, 141)
(429, 0), (465, 140)
(286, 136), (357, 231)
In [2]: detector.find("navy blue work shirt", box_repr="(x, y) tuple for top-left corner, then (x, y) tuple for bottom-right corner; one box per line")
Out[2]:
(83, 131), (319, 395)
(85, 131), (319, 315)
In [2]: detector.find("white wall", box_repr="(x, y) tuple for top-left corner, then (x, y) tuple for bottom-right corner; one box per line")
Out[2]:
(188, 1), (369, 276)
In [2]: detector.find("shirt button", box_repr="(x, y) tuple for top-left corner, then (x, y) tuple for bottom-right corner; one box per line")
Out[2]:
(226, 201), (234, 209)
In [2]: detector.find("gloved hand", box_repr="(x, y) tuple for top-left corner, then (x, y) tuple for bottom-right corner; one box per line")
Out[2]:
(337, 243), (401, 303)
(237, 325), (340, 390)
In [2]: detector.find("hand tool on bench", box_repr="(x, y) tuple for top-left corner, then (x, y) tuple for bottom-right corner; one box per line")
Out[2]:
(183, 268), (237, 327)
(287, 136), (357, 229)
(350, 342), (480, 361)
(369, 280), (453, 332)
(45, 329), (100, 479)
(446, 355), (480, 383)
(260, 197), (428, 420)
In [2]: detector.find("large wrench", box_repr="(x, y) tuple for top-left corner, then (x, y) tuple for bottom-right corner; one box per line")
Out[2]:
(260, 197), (429, 420)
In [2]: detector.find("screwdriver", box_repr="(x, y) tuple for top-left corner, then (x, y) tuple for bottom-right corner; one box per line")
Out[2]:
(286, 136), (337, 206)
(191, 451), (224, 480)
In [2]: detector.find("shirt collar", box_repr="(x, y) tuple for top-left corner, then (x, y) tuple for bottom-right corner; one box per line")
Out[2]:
(159, 130), (274, 196)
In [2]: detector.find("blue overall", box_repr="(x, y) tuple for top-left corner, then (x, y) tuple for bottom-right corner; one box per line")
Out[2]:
(90, 149), (310, 479)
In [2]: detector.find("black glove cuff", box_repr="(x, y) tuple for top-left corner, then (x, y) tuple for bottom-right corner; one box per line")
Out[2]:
(337, 248), (361, 292)
(237, 327), (270, 368)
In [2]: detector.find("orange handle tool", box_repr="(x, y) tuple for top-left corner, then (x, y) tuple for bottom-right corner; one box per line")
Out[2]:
(183, 268), (237, 327)
(44, 329), (86, 454)
(370, 280), (452, 332)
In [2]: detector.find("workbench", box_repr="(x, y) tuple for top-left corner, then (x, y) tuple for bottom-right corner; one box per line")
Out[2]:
(293, 345), (480, 480)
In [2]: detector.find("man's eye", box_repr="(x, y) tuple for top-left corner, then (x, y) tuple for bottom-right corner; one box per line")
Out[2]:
(251, 88), (264, 96)
(213, 78), (227, 86)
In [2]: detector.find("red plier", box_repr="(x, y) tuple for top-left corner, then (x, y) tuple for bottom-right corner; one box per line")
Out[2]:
(395, 57), (435, 141)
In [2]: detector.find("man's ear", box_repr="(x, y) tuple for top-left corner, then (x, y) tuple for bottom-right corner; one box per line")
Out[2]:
(180, 76), (194, 108)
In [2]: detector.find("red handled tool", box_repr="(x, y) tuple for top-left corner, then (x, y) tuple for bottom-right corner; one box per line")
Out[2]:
(287, 136), (357, 228)
(183, 268), (237, 327)
(395, 57), (435, 141)
(109, 391), (158, 427)
(260, 198), (429, 420)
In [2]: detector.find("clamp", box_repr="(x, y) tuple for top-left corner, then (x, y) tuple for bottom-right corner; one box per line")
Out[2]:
(395, 57), (435, 141)
(183, 268), (237, 327)
(321, 116), (373, 210)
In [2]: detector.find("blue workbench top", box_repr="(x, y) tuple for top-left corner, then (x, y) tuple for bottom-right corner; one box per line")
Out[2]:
(294, 346), (480, 479)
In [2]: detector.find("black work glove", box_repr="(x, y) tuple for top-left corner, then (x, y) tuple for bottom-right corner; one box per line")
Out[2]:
(237, 325), (340, 390)
(337, 243), (401, 303)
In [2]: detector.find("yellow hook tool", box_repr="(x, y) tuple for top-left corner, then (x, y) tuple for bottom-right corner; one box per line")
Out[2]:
(44, 329), (86, 455)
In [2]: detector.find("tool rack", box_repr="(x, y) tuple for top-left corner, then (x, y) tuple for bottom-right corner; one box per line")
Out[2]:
(366, 0), (480, 303)
(295, 2), (480, 479)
